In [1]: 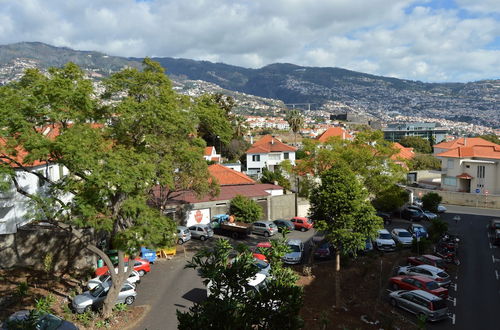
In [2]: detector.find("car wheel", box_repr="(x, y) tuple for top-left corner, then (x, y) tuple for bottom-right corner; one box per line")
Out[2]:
(125, 296), (135, 305)
(200, 235), (206, 241)
(231, 232), (239, 239)
(390, 298), (397, 307)
(84, 305), (92, 313)
(300, 227), (306, 232)
(263, 231), (270, 238)
(177, 239), (183, 245)
(392, 283), (399, 290)
(138, 270), (146, 277)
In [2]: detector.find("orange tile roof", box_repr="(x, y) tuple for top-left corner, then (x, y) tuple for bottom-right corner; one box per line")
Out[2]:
(208, 164), (255, 185)
(391, 142), (415, 160)
(436, 145), (500, 159)
(246, 135), (296, 154)
(434, 137), (497, 150)
(317, 127), (352, 143)
(204, 146), (214, 156)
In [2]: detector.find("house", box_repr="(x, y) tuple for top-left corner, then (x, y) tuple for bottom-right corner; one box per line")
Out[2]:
(391, 142), (415, 168)
(203, 146), (221, 163)
(316, 126), (353, 143)
(153, 164), (294, 227)
(246, 135), (297, 176)
(434, 137), (500, 194)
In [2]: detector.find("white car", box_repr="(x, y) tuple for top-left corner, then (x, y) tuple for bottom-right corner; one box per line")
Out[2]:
(375, 229), (396, 252)
(437, 204), (447, 213)
(207, 273), (267, 298)
(87, 269), (141, 290)
(391, 228), (413, 247)
(396, 264), (451, 287)
(283, 239), (304, 264)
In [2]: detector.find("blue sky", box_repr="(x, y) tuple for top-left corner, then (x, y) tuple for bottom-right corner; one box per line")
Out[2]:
(0, 0), (498, 82)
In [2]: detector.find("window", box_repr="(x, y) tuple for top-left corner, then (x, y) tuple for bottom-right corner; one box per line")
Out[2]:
(443, 177), (457, 186)
(252, 155), (260, 162)
(447, 159), (454, 169)
(268, 153), (280, 161)
(284, 152), (289, 160)
(37, 170), (45, 187)
(477, 166), (485, 179)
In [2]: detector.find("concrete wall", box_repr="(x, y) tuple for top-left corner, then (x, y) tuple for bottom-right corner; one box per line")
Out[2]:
(0, 225), (96, 271)
(407, 186), (500, 209)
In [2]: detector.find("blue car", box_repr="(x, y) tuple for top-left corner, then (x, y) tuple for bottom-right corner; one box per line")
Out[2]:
(407, 224), (428, 239)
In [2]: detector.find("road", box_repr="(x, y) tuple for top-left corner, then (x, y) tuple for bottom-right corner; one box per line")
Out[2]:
(132, 228), (316, 330)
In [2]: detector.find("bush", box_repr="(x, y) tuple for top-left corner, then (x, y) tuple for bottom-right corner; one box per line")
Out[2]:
(372, 185), (409, 212)
(16, 282), (29, 296)
(422, 192), (442, 213)
(428, 218), (448, 242)
(411, 238), (432, 254)
(35, 294), (55, 314)
(229, 195), (263, 223)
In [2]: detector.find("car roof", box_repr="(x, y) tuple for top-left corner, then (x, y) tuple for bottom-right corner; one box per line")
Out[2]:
(392, 228), (409, 233)
(421, 254), (441, 260)
(292, 216), (308, 220)
(410, 223), (424, 228)
(413, 264), (442, 272)
(405, 275), (435, 283)
(378, 229), (390, 234)
(247, 273), (266, 287)
(287, 239), (303, 245)
(410, 289), (443, 300)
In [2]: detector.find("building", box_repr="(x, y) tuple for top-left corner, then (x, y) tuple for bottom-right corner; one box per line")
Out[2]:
(316, 126), (353, 143)
(246, 135), (296, 176)
(391, 142), (415, 168)
(203, 146), (221, 163)
(383, 122), (448, 143)
(434, 137), (500, 194)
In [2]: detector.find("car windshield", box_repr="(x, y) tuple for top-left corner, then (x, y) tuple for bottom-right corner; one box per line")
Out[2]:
(38, 314), (63, 329)
(307, 219), (313, 224)
(437, 272), (449, 278)
(288, 244), (301, 252)
(254, 259), (269, 270)
(269, 223), (277, 229)
(98, 275), (109, 282)
(89, 284), (105, 297)
(398, 232), (412, 238)
(426, 281), (439, 290)
(432, 299), (447, 310)
(379, 233), (392, 239)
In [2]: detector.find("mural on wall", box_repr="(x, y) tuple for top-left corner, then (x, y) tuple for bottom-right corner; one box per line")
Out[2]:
(186, 208), (210, 227)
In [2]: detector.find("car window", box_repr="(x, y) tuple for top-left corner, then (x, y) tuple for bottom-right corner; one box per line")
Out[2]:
(401, 293), (414, 300)
(432, 299), (447, 310)
(297, 220), (303, 224)
(98, 274), (110, 282)
(437, 272), (448, 278)
(189, 226), (196, 230)
(288, 244), (301, 252)
(414, 281), (423, 288)
(269, 223), (277, 229)
(412, 296), (428, 308)
(379, 233), (392, 239)
(426, 281), (439, 290)
(402, 278), (413, 285)
(121, 284), (132, 292)
(134, 262), (141, 266)
(291, 219), (296, 223)
(422, 269), (432, 276)
(399, 232), (412, 238)
(90, 285), (105, 297)
(38, 314), (63, 329)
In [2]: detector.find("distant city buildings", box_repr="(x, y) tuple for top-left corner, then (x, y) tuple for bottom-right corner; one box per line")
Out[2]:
(383, 122), (448, 143)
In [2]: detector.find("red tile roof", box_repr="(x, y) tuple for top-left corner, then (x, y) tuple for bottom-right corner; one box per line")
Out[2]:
(246, 135), (296, 154)
(391, 142), (415, 160)
(317, 127), (353, 143)
(456, 173), (473, 179)
(204, 146), (214, 156)
(434, 137), (497, 150)
(208, 164), (255, 185)
(436, 145), (500, 159)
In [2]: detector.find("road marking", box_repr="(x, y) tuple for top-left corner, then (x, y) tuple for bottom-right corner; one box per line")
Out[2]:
(493, 255), (496, 263)
(487, 224), (490, 229)
(496, 270), (499, 280)
(447, 297), (457, 306)
(490, 242), (497, 249)
(487, 232), (491, 238)
(449, 283), (457, 292)
(448, 313), (456, 325)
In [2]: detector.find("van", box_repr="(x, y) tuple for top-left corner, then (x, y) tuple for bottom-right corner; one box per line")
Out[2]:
(389, 289), (448, 322)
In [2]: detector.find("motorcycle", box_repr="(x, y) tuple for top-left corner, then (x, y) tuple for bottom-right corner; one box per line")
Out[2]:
(434, 246), (460, 265)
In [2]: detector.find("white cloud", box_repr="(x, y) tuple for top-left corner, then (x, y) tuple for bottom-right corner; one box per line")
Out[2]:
(0, 0), (498, 82)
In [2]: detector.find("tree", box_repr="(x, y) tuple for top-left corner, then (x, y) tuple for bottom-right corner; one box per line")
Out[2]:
(0, 60), (218, 318)
(285, 109), (304, 146)
(399, 136), (432, 154)
(177, 238), (303, 329)
(309, 165), (382, 306)
(372, 185), (409, 212)
(229, 195), (263, 223)
(409, 154), (441, 170)
(260, 167), (291, 191)
(421, 192), (442, 213)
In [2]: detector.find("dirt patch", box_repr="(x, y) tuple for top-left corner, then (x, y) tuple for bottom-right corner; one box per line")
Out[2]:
(297, 250), (420, 329)
(0, 268), (147, 329)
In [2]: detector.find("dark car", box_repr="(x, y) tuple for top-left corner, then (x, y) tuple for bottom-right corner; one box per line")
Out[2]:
(401, 208), (426, 222)
(2, 310), (78, 330)
(314, 242), (333, 259)
(376, 211), (392, 225)
(273, 219), (295, 232)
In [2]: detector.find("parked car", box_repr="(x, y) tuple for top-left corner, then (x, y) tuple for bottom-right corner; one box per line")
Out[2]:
(95, 258), (151, 277)
(389, 275), (449, 298)
(177, 226), (192, 244)
(87, 270), (141, 290)
(273, 219), (295, 232)
(283, 239), (304, 264)
(491, 219), (500, 245)
(253, 253), (268, 262)
(72, 281), (136, 314)
(389, 289), (449, 322)
(2, 310), (78, 330)
(437, 205), (447, 213)
(188, 224), (214, 241)
(374, 229), (396, 251)
(401, 208), (426, 222)
(407, 224), (429, 239)
(396, 265), (451, 287)
(408, 255), (447, 270)
(391, 228), (413, 247)
(408, 205), (437, 220)
(252, 221), (278, 237)
(314, 241), (333, 259)
(253, 257), (271, 277)
(290, 216), (314, 232)
(376, 211), (392, 225)
(207, 273), (267, 299)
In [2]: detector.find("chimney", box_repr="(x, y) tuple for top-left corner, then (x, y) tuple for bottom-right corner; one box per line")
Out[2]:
(464, 137), (467, 146)
(271, 138), (274, 145)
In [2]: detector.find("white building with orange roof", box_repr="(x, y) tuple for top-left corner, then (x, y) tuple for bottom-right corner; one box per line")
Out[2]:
(316, 126), (353, 143)
(246, 135), (297, 175)
(203, 146), (221, 163)
(434, 137), (500, 194)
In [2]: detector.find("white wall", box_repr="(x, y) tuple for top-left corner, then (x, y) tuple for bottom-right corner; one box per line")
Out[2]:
(246, 152), (296, 174)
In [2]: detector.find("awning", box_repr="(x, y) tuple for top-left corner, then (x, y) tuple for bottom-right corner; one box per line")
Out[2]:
(456, 173), (473, 179)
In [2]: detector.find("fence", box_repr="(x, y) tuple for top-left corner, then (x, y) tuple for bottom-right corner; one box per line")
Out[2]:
(407, 187), (500, 209)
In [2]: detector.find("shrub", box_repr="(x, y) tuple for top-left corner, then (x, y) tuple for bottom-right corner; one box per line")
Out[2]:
(428, 218), (448, 242)
(113, 303), (128, 312)
(422, 192), (442, 213)
(16, 282), (29, 296)
(34, 294), (55, 314)
(411, 238), (432, 254)
(229, 195), (263, 223)
(372, 185), (409, 212)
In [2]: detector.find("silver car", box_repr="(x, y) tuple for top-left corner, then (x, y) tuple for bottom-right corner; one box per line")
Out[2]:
(283, 239), (304, 264)
(72, 281), (136, 314)
(188, 224), (214, 241)
(389, 289), (448, 322)
(391, 228), (413, 247)
(87, 270), (141, 290)
(177, 226), (191, 244)
(252, 221), (278, 237)
(396, 264), (451, 287)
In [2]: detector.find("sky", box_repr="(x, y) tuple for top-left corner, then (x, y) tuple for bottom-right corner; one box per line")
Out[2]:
(0, 0), (499, 82)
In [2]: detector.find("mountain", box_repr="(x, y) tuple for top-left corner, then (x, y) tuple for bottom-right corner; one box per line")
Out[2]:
(1, 42), (499, 128)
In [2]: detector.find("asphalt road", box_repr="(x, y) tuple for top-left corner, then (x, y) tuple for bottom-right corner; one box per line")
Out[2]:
(132, 228), (317, 330)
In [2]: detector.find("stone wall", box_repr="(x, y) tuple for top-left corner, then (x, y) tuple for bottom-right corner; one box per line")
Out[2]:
(0, 224), (97, 271)
(408, 187), (500, 209)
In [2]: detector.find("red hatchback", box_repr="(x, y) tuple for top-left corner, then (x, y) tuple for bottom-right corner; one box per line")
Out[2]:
(408, 254), (447, 270)
(389, 275), (448, 298)
(290, 217), (313, 232)
(95, 257), (151, 277)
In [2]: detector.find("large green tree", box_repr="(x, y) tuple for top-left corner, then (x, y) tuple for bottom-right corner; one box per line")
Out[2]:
(229, 195), (263, 223)
(0, 60), (219, 317)
(409, 153), (442, 170)
(399, 136), (432, 154)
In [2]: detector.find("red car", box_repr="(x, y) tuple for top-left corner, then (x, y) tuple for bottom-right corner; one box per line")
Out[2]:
(290, 217), (313, 232)
(253, 242), (272, 262)
(389, 275), (448, 298)
(408, 254), (447, 270)
(95, 258), (151, 277)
